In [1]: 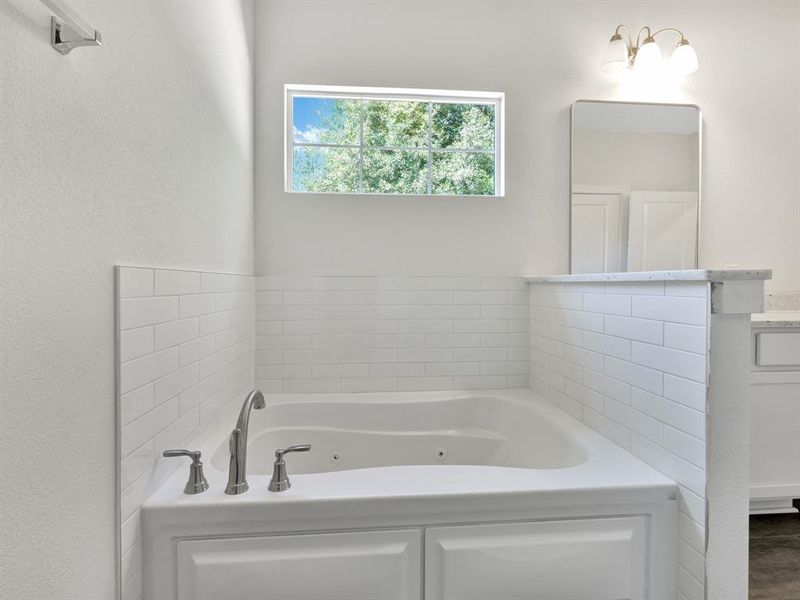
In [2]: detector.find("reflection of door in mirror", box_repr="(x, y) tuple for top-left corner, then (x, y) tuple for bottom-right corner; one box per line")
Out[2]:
(571, 101), (700, 273)
(627, 191), (698, 271)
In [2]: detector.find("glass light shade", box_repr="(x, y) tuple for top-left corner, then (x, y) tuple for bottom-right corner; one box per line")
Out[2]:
(634, 39), (662, 73)
(670, 41), (699, 75)
(601, 36), (629, 73)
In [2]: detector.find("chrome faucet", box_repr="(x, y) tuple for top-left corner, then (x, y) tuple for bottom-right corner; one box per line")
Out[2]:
(224, 389), (266, 495)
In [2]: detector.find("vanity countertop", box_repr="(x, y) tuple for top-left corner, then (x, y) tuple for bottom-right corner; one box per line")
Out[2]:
(525, 269), (772, 284)
(751, 311), (800, 329)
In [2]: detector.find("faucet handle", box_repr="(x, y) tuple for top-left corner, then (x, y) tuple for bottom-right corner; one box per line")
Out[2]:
(275, 444), (312, 460)
(269, 444), (311, 492)
(163, 449), (209, 495)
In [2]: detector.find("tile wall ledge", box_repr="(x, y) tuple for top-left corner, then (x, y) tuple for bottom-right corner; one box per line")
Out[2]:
(751, 311), (800, 329)
(525, 269), (772, 284)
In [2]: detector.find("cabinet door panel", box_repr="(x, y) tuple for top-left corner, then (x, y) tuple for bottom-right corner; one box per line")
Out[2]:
(177, 529), (421, 600)
(425, 518), (647, 600)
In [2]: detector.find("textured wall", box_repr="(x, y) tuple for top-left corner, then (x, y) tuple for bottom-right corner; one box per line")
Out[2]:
(0, 2), (254, 599)
(254, 1), (800, 293)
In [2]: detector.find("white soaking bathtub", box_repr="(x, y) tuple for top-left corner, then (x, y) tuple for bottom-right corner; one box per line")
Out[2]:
(142, 389), (678, 600)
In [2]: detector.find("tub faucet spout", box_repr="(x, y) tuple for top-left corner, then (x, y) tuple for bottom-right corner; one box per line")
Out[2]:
(225, 389), (266, 495)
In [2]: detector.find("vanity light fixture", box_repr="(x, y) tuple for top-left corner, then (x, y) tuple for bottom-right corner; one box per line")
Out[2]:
(601, 25), (699, 75)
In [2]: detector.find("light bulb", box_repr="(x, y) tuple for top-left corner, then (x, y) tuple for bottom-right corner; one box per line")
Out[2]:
(670, 39), (699, 75)
(601, 34), (629, 73)
(634, 37), (662, 74)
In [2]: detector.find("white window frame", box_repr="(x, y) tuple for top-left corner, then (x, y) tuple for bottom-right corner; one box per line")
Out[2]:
(285, 84), (505, 197)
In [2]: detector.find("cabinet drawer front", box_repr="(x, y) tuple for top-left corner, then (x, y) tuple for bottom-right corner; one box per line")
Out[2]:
(177, 529), (421, 600)
(425, 517), (648, 600)
(756, 333), (800, 366)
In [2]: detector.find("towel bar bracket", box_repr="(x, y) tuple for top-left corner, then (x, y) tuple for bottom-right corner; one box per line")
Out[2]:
(51, 17), (102, 55)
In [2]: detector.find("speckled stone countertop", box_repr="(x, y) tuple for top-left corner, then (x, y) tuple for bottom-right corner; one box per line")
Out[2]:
(525, 269), (772, 284)
(751, 311), (800, 329)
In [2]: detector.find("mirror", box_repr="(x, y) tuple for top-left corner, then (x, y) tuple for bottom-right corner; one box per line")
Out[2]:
(570, 101), (701, 274)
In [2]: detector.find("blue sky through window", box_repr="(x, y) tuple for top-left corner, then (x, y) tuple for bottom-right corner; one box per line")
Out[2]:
(293, 97), (334, 137)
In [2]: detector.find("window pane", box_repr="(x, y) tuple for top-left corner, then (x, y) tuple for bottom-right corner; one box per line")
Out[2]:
(293, 147), (360, 193)
(363, 149), (427, 194)
(363, 100), (428, 148)
(431, 103), (495, 150)
(293, 97), (360, 145)
(431, 152), (495, 195)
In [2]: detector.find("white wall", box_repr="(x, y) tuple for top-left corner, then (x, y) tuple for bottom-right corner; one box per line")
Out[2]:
(0, 2), (254, 599)
(254, 0), (800, 292)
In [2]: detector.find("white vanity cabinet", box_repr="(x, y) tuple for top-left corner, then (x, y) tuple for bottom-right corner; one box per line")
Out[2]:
(750, 320), (800, 514)
(425, 518), (648, 600)
(176, 529), (422, 600)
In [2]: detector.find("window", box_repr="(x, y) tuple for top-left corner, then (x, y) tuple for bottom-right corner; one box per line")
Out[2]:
(286, 85), (504, 196)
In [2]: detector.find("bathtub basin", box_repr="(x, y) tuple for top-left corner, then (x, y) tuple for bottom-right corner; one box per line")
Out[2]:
(209, 393), (587, 475)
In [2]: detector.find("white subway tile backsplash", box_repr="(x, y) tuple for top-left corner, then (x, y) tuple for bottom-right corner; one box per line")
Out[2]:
(631, 387), (705, 440)
(583, 293), (631, 316)
(154, 270), (200, 296)
(632, 295), (707, 326)
(583, 407), (631, 450)
(529, 279), (710, 598)
(454, 375), (507, 389)
(604, 315), (664, 344)
(120, 326), (154, 362)
(179, 334), (216, 367)
(118, 267), (256, 600)
(399, 376), (453, 391)
(200, 311), (229, 336)
(119, 268), (154, 298)
(426, 361), (480, 376)
(663, 374), (707, 412)
(121, 348), (179, 394)
(664, 323), (707, 355)
(631, 342), (706, 383)
(563, 309), (604, 332)
(481, 304), (528, 319)
(153, 363), (199, 405)
(120, 297), (179, 329)
(154, 318), (199, 351)
(179, 294), (216, 319)
(563, 379), (603, 412)
(120, 384), (154, 427)
(583, 331), (631, 360)
(398, 290), (452, 305)
(664, 426), (706, 469)
(200, 272), (231, 293)
(604, 397), (663, 444)
(341, 377), (398, 392)
(453, 290), (508, 304)
(562, 345), (605, 372)
(369, 362), (425, 377)
(256, 276), (313, 291)
(605, 356), (663, 395)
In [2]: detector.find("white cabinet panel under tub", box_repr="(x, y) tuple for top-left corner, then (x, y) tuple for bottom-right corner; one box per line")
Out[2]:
(176, 529), (422, 600)
(425, 518), (648, 600)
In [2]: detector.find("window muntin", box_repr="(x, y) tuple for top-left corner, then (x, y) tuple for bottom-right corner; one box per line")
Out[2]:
(286, 86), (504, 196)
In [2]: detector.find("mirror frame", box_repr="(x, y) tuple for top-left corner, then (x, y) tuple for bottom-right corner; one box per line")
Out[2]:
(569, 99), (703, 274)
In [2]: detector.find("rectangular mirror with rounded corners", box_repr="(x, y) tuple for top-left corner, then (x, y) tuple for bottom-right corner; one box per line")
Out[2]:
(570, 100), (701, 274)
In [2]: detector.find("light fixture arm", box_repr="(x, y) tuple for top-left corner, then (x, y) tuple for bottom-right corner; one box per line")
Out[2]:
(634, 25), (653, 48)
(650, 27), (689, 43)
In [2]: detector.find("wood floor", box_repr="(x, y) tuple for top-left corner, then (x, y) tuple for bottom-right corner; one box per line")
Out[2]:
(750, 510), (800, 600)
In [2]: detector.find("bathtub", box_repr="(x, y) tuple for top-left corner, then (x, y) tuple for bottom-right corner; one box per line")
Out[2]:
(142, 389), (678, 600)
